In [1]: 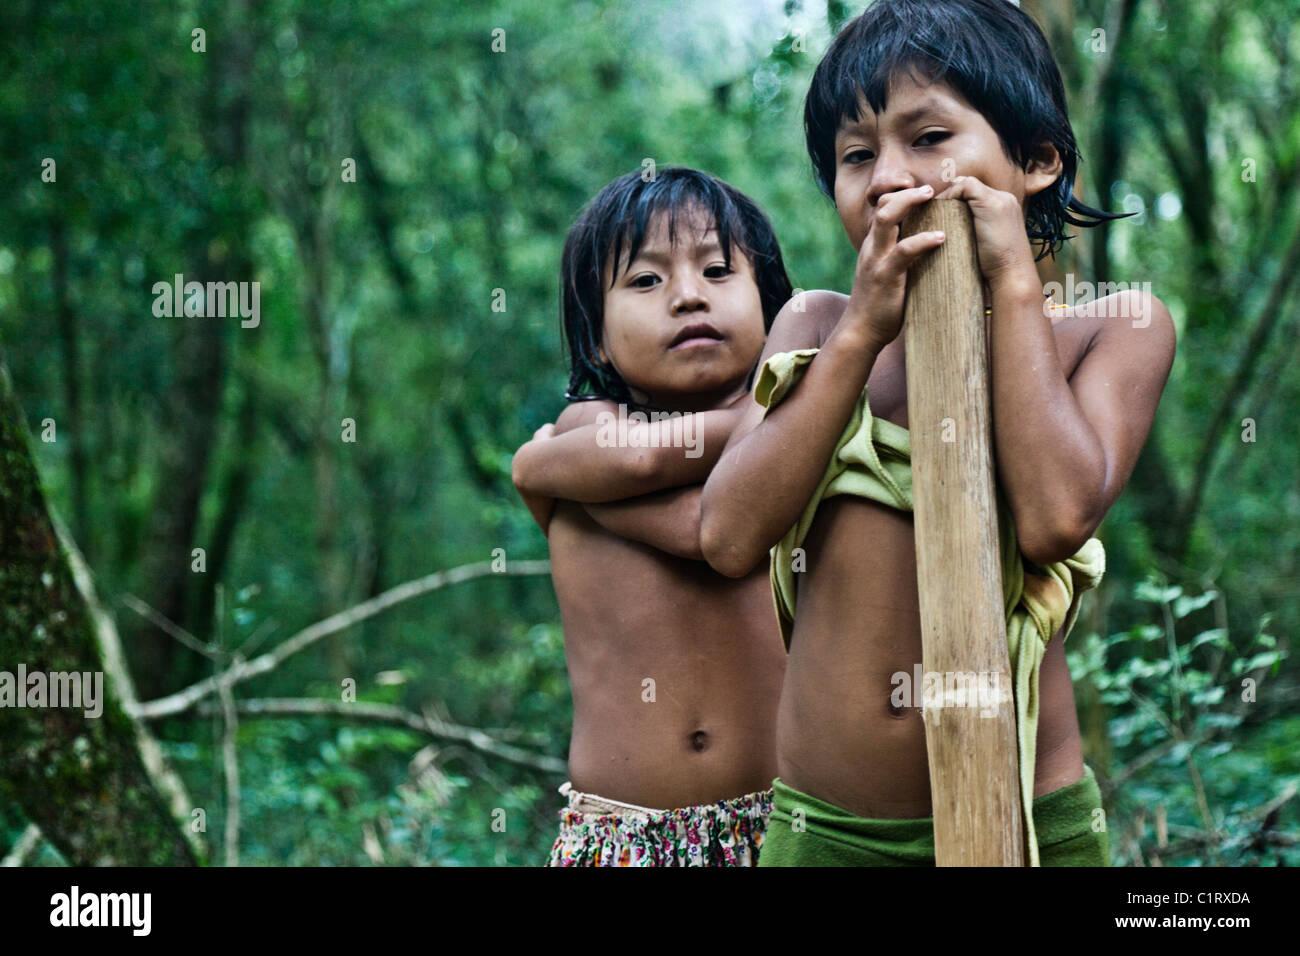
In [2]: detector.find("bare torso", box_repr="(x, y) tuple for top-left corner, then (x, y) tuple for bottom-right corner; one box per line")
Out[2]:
(777, 308), (1099, 818)
(548, 501), (786, 809)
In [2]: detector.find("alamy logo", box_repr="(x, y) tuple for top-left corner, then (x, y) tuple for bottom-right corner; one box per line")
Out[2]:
(1042, 274), (1154, 327)
(0, 665), (103, 718)
(890, 664), (1010, 724)
(595, 404), (701, 458)
(49, 886), (151, 936)
(151, 273), (260, 328)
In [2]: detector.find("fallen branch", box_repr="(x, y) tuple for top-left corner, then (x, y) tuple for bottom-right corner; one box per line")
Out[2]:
(129, 559), (551, 720)
(1, 824), (43, 867)
(193, 697), (566, 774)
(1136, 782), (1298, 860)
(218, 665), (241, 867)
(1160, 829), (1297, 857)
(122, 593), (217, 659)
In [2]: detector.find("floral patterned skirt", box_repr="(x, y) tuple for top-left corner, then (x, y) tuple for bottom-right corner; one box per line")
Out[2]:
(546, 782), (773, 867)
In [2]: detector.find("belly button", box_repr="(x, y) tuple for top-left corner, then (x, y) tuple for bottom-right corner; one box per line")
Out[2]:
(887, 700), (908, 719)
(689, 730), (709, 752)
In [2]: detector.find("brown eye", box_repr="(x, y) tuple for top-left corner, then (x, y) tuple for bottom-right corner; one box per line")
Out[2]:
(631, 274), (659, 288)
(704, 265), (731, 279)
(844, 149), (872, 165)
(916, 131), (951, 146)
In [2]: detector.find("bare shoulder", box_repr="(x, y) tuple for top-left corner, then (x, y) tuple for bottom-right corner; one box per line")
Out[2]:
(553, 398), (620, 436)
(763, 289), (851, 358)
(1047, 288), (1176, 536)
(1054, 289), (1176, 379)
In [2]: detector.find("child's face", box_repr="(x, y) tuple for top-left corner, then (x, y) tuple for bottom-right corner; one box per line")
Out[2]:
(599, 206), (766, 412)
(832, 71), (1061, 252)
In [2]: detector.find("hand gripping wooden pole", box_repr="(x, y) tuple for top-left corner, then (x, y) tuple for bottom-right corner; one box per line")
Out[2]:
(900, 199), (1024, 866)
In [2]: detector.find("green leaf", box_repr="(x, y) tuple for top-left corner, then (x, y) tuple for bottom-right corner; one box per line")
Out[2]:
(1166, 741), (1194, 764)
(1199, 711), (1242, 729)
(1132, 624), (1165, 643)
(1173, 590), (1217, 619)
(1190, 685), (1225, 706)
(1233, 651), (1281, 675)
(1189, 628), (1230, 651)
(1106, 630), (1135, 648)
(1134, 580), (1182, 604)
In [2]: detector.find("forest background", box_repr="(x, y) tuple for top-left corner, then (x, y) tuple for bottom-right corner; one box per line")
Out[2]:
(1, 0), (1296, 866)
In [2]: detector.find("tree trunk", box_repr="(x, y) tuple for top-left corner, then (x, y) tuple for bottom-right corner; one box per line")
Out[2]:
(0, 358), (200, 866)
(128, 0), (258, 698)
(130, 304), (227, 698)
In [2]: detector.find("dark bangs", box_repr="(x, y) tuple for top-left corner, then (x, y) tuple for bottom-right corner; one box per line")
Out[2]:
(560, 166), (793, 406)
(805, 0), (1133, 260)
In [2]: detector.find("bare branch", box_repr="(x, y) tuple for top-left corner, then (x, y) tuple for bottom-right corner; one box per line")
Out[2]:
(129, 559), (551, 720)
(121, 594), (217, 659)
(1154, 782), (1298, 858)
(218, 664), (241, 867)
(1, 824), (43, 867)
(193, 697), (566, 775)
(234, 617), (280, 658)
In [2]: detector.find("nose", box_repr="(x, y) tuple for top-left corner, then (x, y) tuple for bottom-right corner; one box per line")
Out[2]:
(669, 274), (708, 315)
(865, 144), (918, 208)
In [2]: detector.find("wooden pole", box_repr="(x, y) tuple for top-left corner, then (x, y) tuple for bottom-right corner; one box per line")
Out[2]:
(900, 199), (1024, 866)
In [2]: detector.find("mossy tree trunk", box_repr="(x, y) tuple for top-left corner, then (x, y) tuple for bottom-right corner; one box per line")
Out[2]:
(0, 358), (200, 865)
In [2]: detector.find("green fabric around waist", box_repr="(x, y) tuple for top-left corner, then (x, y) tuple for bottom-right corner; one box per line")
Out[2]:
(758, 767), (1109, 867)
(753, 348), (1107, 866)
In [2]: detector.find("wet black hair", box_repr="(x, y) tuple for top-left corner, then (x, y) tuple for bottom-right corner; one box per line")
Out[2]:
(560, 166), (794, 407)
(804, 0), (1134, 260)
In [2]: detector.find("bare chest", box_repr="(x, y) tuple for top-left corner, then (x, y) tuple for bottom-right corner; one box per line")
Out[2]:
(865, 316), (1096, 431)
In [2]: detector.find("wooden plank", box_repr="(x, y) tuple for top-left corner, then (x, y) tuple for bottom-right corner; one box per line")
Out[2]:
(900, 199), (1024, 866)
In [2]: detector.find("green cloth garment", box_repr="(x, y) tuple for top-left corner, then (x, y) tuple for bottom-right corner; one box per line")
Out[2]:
(754, 348), (1107, 866)
(758, 766), (1109, 866)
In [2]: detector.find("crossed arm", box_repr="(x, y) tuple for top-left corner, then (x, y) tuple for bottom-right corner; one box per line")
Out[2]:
(510, 399), (746, 560)
(514, 285), (1175, 570)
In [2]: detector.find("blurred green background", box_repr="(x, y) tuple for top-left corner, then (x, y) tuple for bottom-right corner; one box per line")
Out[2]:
(1, 0), (1296, 866)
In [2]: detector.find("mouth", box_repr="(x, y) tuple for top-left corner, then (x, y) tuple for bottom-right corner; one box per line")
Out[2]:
(668, 322), (725, 350)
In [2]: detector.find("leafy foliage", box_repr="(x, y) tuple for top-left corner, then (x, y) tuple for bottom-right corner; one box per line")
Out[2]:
(1069, 577), (1296, 866)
